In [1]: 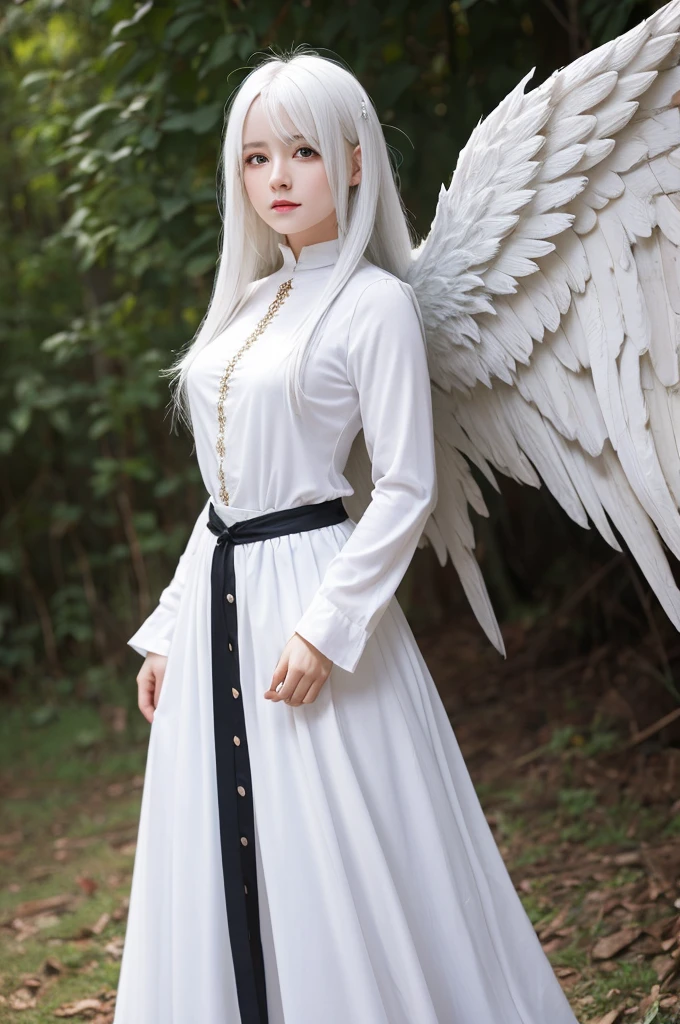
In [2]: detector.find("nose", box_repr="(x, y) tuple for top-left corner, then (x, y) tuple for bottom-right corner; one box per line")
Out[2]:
(268, 156), (291, 192)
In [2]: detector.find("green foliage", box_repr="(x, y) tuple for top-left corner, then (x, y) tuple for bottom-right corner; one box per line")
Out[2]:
(0, 0), (664, 691)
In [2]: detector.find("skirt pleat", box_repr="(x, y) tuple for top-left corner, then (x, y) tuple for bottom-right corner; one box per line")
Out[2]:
(113, 512), (578, 1024)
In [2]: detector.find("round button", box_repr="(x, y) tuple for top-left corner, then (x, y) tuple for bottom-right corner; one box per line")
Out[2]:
(228, 642), (233, 651)
(232, 687), (240, 698)
(237, 785), (246, 796)
(241, 836), (248, 846)
(233, 735), (241, 746)
(226, 593), (235, 603)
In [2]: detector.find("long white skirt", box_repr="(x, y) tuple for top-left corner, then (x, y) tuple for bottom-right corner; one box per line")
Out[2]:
(113, 508), (579, 1024)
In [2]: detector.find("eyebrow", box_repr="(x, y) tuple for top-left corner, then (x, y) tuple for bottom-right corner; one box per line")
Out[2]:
(242, 134), (305, 152)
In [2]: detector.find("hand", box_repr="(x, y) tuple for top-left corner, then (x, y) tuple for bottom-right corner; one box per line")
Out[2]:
(137, 652), (168, 724)
(265, 633), (333, 706)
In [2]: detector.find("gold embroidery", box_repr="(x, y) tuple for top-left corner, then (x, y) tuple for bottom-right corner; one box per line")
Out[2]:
(216, 278), (294, 505)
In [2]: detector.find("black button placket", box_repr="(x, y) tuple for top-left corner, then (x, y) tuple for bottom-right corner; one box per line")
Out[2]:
(206, 497), (349, 1024)
(210, 522), (268, 1024)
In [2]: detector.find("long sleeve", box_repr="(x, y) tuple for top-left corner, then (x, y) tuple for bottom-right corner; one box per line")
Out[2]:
(293, 277), (438, 673)
(127, 496), (211, 659)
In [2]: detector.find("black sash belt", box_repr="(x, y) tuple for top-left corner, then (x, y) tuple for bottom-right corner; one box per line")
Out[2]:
(206, 496), (349, 1024)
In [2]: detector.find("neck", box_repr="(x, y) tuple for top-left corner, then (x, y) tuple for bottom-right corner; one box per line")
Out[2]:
(284, 218), (339, 262)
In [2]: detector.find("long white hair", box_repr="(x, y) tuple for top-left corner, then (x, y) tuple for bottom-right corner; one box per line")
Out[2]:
(164, 46), (416, 432)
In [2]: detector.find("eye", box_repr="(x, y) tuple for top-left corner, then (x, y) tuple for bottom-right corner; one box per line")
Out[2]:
(295, 146), (317, 158)
(244, 154), (267, 166)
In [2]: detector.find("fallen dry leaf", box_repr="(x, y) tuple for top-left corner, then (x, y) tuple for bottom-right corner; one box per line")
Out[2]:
(648, 878), (668, 900)
(591, 927), (642, 961)
(628, 933), (664, 956)
(111, 898), (129, 922)
(611, 851), (643, 867)
(90, 913), (110, 935)
(76, 875), (99, 897)
(28, 864), (54, 882)
(0, 830), (23, 846)
(4, 893), (75, 925)
(538, 906), (569, 940)
(33, 912), (62, 931)
(651, 953), (676, 981)
(8, 987), (37, 1011)
(638, 986), (661, 1017)
(42, 956), (64, 975)
(54, 997), (107, 1018)
(541, 936), (566, 953)
(103, 936), (124, 959)
(10, 918), (40, 942)
(593, 1010), (622, 1024)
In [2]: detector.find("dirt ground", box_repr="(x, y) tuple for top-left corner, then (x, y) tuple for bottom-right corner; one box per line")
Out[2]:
(0, 605), (679, 1024)
(420, 608), (680, 1024)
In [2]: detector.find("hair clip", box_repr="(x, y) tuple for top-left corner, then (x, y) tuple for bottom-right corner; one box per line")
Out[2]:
(360, 99), (368, 120)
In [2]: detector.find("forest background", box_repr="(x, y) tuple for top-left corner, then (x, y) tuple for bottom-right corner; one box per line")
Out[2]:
(3, 2), (680, 1021)
(2, 0), (678, 703)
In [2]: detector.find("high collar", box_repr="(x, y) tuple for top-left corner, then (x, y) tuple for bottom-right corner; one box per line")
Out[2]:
(278, 236), (341, 272)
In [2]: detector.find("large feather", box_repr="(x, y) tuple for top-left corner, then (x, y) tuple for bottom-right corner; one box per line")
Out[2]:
(349, 0), (680, 655)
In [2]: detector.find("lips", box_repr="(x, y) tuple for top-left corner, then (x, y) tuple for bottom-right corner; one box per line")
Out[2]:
(271, 201), (300, 209)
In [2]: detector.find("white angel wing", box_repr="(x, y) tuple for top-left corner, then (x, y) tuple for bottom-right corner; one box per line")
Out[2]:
(367, 0), (680, 655)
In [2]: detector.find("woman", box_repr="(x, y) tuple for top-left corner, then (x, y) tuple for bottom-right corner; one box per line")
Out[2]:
(114, 50), (579, 1024)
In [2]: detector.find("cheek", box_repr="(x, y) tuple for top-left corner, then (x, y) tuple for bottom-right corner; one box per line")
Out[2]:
(306, 163), (334, 209)
(243, 169), (265, 206)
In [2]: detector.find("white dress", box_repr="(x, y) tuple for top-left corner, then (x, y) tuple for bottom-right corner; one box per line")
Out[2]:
(114, 236), (579, 1024)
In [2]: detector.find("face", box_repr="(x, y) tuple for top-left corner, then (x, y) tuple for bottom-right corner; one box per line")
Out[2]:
(241, 94), (361, 257)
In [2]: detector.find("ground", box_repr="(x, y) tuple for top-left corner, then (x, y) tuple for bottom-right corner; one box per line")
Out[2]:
(0, 611), (679, 1024)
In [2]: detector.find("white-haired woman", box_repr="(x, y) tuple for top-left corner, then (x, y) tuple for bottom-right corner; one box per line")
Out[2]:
(115, 50), (578, 1024)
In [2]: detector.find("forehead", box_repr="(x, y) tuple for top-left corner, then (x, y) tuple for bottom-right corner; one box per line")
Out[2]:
(243, 95), (300, 141)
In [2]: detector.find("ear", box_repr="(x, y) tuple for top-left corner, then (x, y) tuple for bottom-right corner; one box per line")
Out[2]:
(349, 143), (362, 187)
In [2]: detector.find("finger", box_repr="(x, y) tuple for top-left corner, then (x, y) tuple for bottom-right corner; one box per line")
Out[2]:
(267, 661), (297, 702)
(151, 666), (166, 708)
(301, 677), (325, 704)
(286, 674), (314, 707)
(275, 668), (305, 704)
(265, 655), (288, 699)
(137, 668), (157, 723)
(138, 686), (155, 724)
(137, 664), (154, 688)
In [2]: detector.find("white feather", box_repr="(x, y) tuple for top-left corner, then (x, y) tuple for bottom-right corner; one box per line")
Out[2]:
(388, 0), (680, 647)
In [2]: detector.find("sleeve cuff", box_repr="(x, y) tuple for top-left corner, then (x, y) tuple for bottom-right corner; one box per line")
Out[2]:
(294, 593), (370, 674)
(127, 628), (172, 660)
